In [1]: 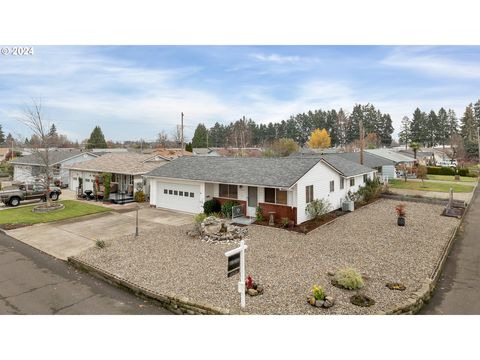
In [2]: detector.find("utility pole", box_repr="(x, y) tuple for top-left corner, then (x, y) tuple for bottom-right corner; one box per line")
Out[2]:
(359, 119), (365, 165)
(181, 112), (184, 156)
(477, 127), (480, 164)
(206, 130), (209, 148)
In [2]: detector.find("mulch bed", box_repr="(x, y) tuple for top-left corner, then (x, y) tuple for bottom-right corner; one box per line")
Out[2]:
(0, 223), (33, 230)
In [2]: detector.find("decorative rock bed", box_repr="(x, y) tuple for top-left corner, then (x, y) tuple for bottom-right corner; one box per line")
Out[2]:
(386, 282), (406, 291)
(188, 216), (248, 243)
(32, 203), (65, 213)
(350, 294), (375, 307)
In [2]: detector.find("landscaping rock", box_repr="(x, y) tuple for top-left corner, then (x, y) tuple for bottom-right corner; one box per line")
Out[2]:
(196, 216), (248, 243)
(327, 270), (335, 276)
(247, 288), (258, 296)
(315, 300), (324, 307)
(256, 285), (264, 294)
(307, 296), (316, 306)
(324, 296), (335, 308)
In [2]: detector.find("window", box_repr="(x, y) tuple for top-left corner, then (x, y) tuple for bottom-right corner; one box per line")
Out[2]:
(350, 178), (355, 187)
(174, 190), (178, 195)
(190, 192), (194, 198)
(169, 190), (173, 195)
(164, 189), (167, 194)
(305, 185), (313, 203)
(329, 180), (334, 193)
(363, 174), (368, 183)
(184, 192), (189, 197)
(179, 191), (183, 196)
(219, 184), (238, 199)
(265, 187), (288, 205)
(340, 178), (344, 190)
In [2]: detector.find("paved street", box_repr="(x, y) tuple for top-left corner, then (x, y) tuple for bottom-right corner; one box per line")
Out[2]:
(0, 231), (171, 314)
(421, 184), (480, 314)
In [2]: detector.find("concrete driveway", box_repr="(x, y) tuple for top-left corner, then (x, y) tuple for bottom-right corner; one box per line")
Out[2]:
(4, 207), (193, 260)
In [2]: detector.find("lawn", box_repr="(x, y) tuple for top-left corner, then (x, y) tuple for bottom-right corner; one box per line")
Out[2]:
(0, 200), (111, 225)
(389, 179), (475, 193)
(427, 174), (477, 182)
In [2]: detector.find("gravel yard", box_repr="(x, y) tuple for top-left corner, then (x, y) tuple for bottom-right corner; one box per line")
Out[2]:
(76, 199), (460, 314)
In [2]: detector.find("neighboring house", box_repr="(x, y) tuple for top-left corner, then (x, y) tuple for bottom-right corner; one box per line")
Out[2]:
(192, 148), (221, 156)
(151, 148), (193, 160)
(10, 150), (97, 186)
(398, 149), (435, 165)
(145, 155), (375, 225)
(64, 153), (170, 199)
(0, 148), (10, 162)
(364, 149), (416, 165)
(335, 152), (397, 179)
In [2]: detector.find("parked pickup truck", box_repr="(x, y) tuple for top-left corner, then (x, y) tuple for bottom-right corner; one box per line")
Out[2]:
(0, 183), (62, 207)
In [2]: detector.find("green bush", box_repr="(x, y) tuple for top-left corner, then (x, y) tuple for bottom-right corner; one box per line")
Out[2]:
(457, 168), (469, 176)
(333, 268), (364, 290)
(221, 200), (239, 218)
(95, 239), (106, 249)
(357, 177), (382, 202)
(203, 199), (221, 215)
(255, 206), (264, 221)
(134, 190), (145, 202)
(305, 198), (331, 219)
(311, 285), (326, 301)
(427, 166), (455, 175)
(101, 172), (112, 200)
(194, 213), (207, 223)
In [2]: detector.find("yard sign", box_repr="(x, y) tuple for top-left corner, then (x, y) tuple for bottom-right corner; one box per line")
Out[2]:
(225, 240), (248, 308)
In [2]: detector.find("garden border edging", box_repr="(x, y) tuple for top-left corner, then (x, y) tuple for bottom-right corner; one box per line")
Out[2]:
(68, 256), (233, 315)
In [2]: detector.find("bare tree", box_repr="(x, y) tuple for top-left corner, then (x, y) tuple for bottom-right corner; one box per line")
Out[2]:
(157, 130), (169, 148)
(17, 99), (55, 207)
(171, 125), (182, 146)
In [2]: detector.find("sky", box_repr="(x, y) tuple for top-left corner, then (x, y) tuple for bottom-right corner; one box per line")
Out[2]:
(1, 45), (479, 143)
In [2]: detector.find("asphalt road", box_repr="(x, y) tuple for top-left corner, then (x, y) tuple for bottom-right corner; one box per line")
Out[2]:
(421, 183), (480, 314)
(0, 231), (172, 315)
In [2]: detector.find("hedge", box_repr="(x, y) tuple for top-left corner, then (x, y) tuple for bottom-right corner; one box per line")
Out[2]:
(427, 166), (456, 175)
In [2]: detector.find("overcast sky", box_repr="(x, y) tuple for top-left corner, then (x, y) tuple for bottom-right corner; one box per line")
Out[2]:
(1, 45), (479, 143)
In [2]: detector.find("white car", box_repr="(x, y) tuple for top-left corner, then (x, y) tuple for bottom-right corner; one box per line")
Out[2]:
(437, 160), (457, 167)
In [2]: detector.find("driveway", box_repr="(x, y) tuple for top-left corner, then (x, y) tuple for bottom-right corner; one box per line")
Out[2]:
(4, 207), (193, 260)
(0, 231), (171, 314)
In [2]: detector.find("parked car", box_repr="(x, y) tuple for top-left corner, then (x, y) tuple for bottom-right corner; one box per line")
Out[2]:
(0, 183), (62, 207)
(436, 159), (457, 168)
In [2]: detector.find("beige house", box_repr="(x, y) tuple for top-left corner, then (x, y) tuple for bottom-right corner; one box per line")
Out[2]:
(64, 153), (169, 202)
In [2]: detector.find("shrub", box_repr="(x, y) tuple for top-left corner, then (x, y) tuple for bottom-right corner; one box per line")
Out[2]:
(311, 285), (326, 301)
(101, 172), (112, 200)
(332, 268), (364, 290)
(134, 190), (145, 202)
(210, 211), (223, 218)
(457, 168), (469, 177)
(203, 199), (221, 215)
(255, 206), (264, 221)
(194, 212), (207, 223)
(281, 217), (290, 227)
(427, 166), (455, 176)
(357, 177), (382, 202)
(395, 203), (406, 217)
(305, 198), (331, 219)
(221, 200), (239, 218)
(95, 239), (106, 249)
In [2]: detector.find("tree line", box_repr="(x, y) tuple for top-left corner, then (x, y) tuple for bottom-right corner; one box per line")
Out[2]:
(191, 103), (394, 149)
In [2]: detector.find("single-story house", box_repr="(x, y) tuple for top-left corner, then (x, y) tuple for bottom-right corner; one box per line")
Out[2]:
(145, 155), (376, 225)
(10, 150), (97, 186)
(0, 148), (10, 162)
(365, 149), (416, 165)
(65, 153), (170, 200)
(398, 149), (435, 165)
(192, 148), (221, 156)
(335, 152), (397, 179)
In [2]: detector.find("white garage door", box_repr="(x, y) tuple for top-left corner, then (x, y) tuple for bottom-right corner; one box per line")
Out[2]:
(156, 181), (202, 213)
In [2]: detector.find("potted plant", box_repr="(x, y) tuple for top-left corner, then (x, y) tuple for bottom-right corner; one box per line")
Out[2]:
(395, 203), (406, 226)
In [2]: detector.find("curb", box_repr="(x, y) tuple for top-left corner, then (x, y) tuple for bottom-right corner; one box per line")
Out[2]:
(68, 256), (233, 315)
(380, 188), (475, 315)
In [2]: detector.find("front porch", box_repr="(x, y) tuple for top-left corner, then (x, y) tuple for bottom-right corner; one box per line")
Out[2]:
(205, 182), (298, 224)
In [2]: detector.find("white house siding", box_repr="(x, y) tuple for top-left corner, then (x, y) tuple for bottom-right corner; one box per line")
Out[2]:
(59, 153), (96, 185)
(150, 178), (204, 214)
(13, 165), (34, 183)
(295, 161), (375, 224)
(69, 170), (96, 192)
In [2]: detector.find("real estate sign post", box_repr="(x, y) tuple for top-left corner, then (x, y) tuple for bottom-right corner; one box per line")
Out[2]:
(225, 240), (248, 308)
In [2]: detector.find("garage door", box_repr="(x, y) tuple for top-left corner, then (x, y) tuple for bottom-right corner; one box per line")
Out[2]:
(156, 181), (202, 213)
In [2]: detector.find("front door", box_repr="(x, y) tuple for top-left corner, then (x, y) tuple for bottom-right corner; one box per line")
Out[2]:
(247, 186), (258, 217)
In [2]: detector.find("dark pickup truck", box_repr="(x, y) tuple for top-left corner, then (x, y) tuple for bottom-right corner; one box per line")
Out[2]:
(0, 183), (62, 207)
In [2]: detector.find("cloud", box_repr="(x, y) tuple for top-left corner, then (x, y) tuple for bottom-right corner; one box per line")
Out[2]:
(250, 53), (302, 64)
(381, 46), (480, 79)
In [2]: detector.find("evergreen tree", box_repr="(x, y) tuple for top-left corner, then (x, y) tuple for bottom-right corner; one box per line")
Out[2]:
(185, 142), (193, 152)
(48, 124), (57, 137)
(460, 104), (477, 143)
(474, 98), (480, 128)
(379, 113), (394, 146)
(192, 123), (208, 148)
(86, 126), (107, 149)
(426, 110), (439, 147)
(0, 124), (4, 144)
(410, 108), (427, 145)
(335, 108), (348, 147)
(447, 109), (458, 141)
(436, 108), (449, 148)
(398, 116), (411, 148)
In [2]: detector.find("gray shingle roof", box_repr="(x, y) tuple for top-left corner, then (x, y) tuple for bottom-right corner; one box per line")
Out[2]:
(10, 150), (92, 166)
(334, 152), (396, 168)
(145, 155), (374, 188)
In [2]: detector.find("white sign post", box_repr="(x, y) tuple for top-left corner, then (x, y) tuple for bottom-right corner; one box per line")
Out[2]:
(225, 240), (248, 309)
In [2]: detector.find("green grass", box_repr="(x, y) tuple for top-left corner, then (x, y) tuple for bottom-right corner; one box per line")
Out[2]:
(427, 174), (477, 182)
(389, 179), (475, 193)
(0, 200), (111, 225)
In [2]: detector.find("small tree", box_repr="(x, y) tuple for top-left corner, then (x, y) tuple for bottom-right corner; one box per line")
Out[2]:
(307, 128), (331, 149)
(17, 99), (55, 207)
(268, 138), (299, 157)
(86, 126), (107, 149)
(409, 142), (420, 160)
(417, 165), (428, 185)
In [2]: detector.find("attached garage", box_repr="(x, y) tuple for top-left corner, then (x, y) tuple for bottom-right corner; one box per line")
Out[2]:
(155, 180), (203, 213)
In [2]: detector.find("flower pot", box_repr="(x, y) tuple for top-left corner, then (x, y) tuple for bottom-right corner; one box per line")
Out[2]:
(397, 216), (405, 226)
